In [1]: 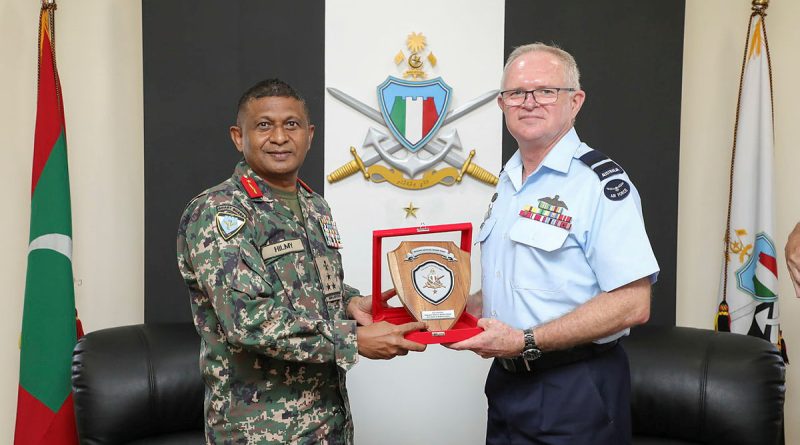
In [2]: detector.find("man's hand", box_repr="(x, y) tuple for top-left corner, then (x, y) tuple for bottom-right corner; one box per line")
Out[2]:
(786, 222), (800, 297)
(356, 321), (427, 360)
(444, 318), (523, 359)
(347, 289), (397, 326)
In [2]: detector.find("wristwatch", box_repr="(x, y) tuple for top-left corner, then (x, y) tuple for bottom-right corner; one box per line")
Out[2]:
(521, 327), (542, 361)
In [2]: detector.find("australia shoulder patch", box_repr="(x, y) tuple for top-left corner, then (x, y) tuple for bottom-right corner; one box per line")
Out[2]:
(215, 204), (247, 240)
(603, 178), (631, 201)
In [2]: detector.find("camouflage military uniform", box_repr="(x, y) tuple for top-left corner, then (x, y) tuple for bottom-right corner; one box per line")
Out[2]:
(177, 160), (360, 444)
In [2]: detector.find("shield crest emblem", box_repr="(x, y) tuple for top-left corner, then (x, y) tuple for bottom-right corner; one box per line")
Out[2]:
(735, 232), (779, 302)
(412, 261), (454, 304)
(387, 240), (470, 331)
(377, 76), (452, 152)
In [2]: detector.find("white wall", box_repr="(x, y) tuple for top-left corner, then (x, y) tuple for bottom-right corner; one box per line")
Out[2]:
(679, 1), (799, 442)
(0, 0), (143, 441)
(1, 0), (797, 443)
(324, 1), (503, 443)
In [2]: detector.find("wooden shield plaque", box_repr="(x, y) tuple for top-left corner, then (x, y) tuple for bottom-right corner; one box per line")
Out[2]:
(387, 241), (471, 331)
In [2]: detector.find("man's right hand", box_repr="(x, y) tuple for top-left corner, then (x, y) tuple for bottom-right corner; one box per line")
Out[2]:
(356, 321), (427, 359)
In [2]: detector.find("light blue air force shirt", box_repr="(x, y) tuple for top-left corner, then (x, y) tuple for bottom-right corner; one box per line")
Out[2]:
(477, 128), (659, 343)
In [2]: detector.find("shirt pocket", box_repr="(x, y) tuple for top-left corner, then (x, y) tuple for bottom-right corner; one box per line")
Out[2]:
(508, 217), (569, 293)
(229, 243), (272, 299)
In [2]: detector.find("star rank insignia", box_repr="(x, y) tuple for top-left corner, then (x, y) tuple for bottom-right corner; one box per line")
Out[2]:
(519, 195), (573, 231)
(319, 215), (343, 249)
(314, 256), (342, 297)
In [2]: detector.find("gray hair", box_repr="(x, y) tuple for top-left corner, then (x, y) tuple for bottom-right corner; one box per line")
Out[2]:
(502, 42), (581, 90)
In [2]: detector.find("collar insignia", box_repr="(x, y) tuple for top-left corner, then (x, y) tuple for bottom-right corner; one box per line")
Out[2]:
(240, 176), (263, 198)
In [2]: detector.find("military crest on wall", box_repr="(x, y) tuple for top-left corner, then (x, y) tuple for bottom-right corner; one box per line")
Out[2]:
(327, 32), (498, 190)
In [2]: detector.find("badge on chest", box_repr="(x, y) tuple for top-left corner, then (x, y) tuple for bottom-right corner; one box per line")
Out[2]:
(318, 215), (343, 249)
(510, 195), (572, 252)
(518, 195), (573, 230)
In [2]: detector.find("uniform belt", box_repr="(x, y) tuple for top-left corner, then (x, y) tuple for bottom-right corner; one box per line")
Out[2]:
(497, 340), (619, 373)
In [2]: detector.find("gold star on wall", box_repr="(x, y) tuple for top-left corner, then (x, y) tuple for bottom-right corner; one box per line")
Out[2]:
(403, 202), (419, 218)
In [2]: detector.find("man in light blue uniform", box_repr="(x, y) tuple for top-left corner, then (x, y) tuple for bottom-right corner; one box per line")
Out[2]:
(449, 43), (659, 444)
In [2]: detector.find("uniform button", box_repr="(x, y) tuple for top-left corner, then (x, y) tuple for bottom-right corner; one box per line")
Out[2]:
(496, 271), (501, 278)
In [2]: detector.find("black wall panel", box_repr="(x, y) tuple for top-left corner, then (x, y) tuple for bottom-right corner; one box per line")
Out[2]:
(143, 1), (325, 323)
(504, 1), (685, 326)
(146, 1), (683, 325)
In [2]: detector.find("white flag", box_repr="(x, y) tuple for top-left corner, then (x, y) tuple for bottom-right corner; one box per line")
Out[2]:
(719, 14), (782, 348)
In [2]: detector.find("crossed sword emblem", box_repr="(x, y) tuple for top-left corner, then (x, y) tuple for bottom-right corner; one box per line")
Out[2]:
(326, 87), (499, 186)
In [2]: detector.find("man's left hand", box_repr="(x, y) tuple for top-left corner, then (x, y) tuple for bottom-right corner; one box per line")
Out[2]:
(444, 318), (524, 359)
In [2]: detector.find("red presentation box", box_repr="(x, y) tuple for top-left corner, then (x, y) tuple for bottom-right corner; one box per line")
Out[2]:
(371, 222), (483, 344)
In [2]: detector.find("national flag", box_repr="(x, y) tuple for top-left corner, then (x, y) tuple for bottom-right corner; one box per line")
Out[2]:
(14, 4), (81, 444)
(717, 8), (787, 363)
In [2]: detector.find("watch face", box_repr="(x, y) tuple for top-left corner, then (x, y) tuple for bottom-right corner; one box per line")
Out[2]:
(522, 348), (542, 361)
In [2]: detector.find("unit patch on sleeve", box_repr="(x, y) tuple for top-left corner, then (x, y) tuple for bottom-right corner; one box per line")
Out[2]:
(604, 179), (631, 201)
(215, 205), (247, 240)
(592, 161), (624, 180)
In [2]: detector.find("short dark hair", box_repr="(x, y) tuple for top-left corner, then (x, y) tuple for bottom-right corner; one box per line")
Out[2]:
(235, 78), (311, 123)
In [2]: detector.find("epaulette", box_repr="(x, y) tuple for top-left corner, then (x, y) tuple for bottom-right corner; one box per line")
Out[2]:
(578, 149), (625, 181)
(297, 178), (313, 194)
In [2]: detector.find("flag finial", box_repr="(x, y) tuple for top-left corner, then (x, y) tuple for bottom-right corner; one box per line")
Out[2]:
(752, 0), (769, 12)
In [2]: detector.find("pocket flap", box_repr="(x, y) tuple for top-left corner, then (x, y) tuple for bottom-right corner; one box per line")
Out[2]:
(509, 217), (568, 252)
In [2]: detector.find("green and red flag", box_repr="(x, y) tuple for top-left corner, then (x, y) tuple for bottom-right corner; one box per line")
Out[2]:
(14, 3), (82, 444)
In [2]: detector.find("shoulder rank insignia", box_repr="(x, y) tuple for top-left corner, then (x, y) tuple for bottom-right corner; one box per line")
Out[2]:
(578, 149), (625, 181)
(240, 176), (263, 198)
(216, 204), (247, 240)
(519, 195), (572, 230)
(319, 215), (343, 249)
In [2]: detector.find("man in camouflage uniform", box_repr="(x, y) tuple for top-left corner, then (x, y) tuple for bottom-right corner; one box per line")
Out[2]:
(177, 79), (426, 444)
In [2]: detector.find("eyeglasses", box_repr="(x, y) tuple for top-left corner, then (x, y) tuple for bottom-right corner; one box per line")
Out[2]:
(499, 87), (576, 106)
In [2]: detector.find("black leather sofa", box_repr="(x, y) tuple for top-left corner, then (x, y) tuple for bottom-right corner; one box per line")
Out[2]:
(623, 325), (786, 444)
(71, 324), (204, 445)
(72, 324), (785, 444)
